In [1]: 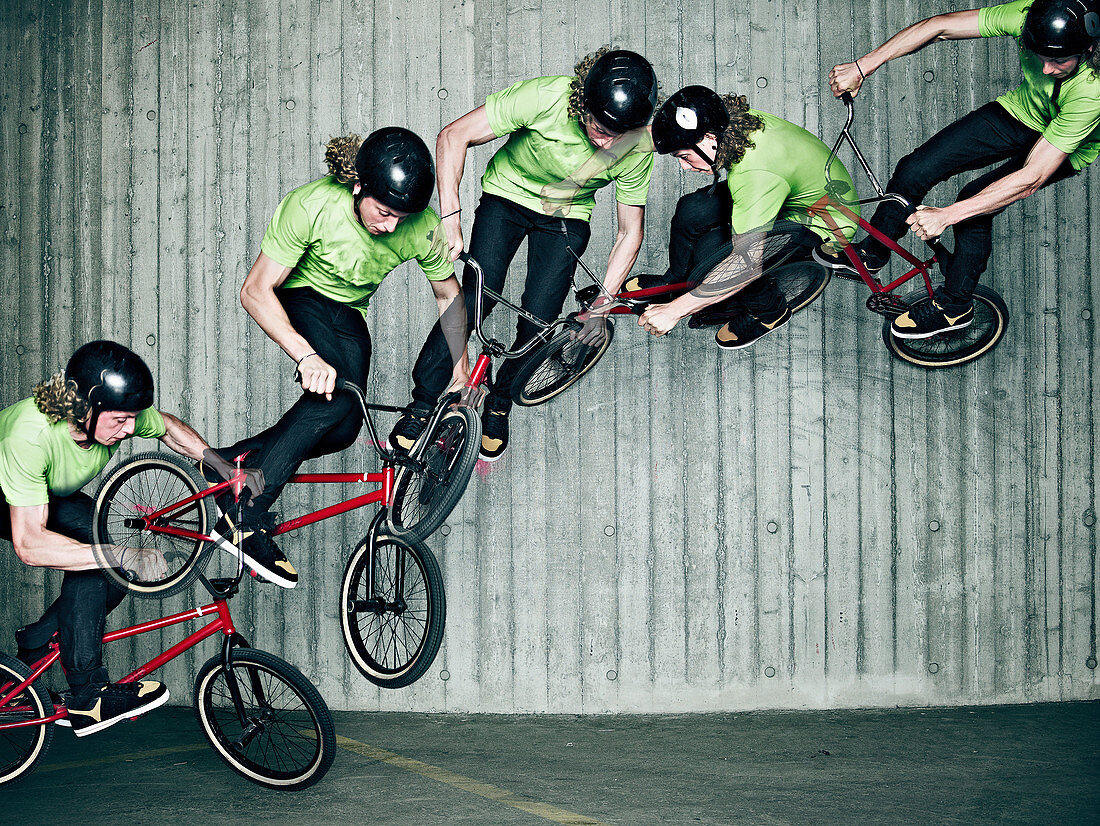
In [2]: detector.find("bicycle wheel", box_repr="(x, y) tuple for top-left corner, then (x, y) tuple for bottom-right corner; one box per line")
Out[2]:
(0, 653), (54, 786)
(94, 451), (217, 598)
(770, 259), (832, 313)
(194, 647), (335, 790)
(388, 406), (480, 541)
(882, 283), (1009, 368)
(340, 532), (445, 688)
(509, 319), (615, 407)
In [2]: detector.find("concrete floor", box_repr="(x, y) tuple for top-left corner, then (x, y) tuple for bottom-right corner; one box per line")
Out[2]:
(3, 702), (1096, 824)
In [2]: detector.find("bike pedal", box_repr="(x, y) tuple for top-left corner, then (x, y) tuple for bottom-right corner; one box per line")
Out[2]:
(866, 292), (910, 318)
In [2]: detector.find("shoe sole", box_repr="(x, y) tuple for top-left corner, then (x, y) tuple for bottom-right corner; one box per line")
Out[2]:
(69, 687), (171, 738)
(209, 530), (298, 589)
(890, 319), (973, 340)
(478, 450), (505, 463)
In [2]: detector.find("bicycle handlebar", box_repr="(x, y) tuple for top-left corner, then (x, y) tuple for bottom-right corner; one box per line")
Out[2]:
(456, 252), (562, 360)
(826, 93), (950, 263)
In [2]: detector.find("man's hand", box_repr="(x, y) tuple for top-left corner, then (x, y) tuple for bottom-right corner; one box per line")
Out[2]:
(829, 62), (866, 97)
(296, 352), (338, 400)
(201, 448), (265, 504)
(115, 546), (170, 583)
(906, 204), (955, 241)
(443, 213), (464, 262)
(638, 303), (685, 337)
(572, 298), (611, 347)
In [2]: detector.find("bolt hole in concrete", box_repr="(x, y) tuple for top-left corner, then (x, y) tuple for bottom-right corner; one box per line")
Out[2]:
(929, 520), (940, 532)
(928, 662), (941, 674)
(146, 334), (156, 347)
(924, 70), (935, 82)
(440, 670), (450, 681)
(438, 88), (448, 100)
(146, 109), (156, 120)
(756, 76), (768, 88)
(440, 524), (451, 536)
(15, 344), (25, 356)
(285, 99), (296, 110)
(1083, 510), (1096, 527)
(606, 670), (617, 681)
(603, 525), (615, 537)
(767, 521), (778, 534)
(1082, 309), (1092, 320)
(1086, 656), (1097, 670)
(764, 666), (776, 678)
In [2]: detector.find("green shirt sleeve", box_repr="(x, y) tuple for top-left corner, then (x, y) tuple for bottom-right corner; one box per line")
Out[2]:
(0, 435), (50, 507)
(415, 212), (457, 282)
(260, 188), (314, 270)
(978, 0), (1029, 38)
(1044, 86), (1100, 155)
(728, 169), (792, 235)
(612, 151), (654, 206)
(484, 77), (561, 138)
(137, 408), (167, 439)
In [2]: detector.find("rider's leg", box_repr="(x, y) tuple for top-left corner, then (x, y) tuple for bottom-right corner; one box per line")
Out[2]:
(737, 224), (820, 317)
(407, 194), (529, 408)
(0, 491), (126, 695)
(664, 184), (733, 283)
(941, 157), (1077, 305)
(489, 211), (592, 401)
(859, 102), (1041, 266)
(218, 287), (371, 517)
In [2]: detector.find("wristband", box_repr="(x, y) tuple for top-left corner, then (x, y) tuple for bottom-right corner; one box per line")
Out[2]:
(296, 351), (318, 368)
(855, 59), (866, 81)
(441, 208), (461, 219)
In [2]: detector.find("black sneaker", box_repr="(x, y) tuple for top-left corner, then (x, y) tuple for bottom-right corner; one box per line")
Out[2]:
(64, 679), (169, 737)
(714, 305), (792, 350)
(209, 512), (298, 588)
(890, 295), (974, 339)
(389, 406), (431, 453)
(623, 272), (670, 292)
(480, 396), (510, 462)
(812, 243), (885, 278)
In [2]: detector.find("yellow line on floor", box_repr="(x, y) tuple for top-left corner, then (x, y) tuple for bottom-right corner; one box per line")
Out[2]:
(37, 743), (209, 773)
(335, 733), (610, 826)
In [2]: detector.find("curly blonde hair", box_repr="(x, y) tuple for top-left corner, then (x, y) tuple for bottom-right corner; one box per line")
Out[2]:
(567, 46), (613, 120)
(324, 134), (364, 187)
(712, 94), (765, 170)
(33, 373), (88, 425)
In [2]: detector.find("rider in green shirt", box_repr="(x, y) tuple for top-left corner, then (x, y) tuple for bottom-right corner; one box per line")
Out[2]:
(819, 0), (1100, 339)
(633, 86), (858, 349)
(205, 128), (467, 586)
(1, 342), (233, 736)
(392, 49), (658, 462)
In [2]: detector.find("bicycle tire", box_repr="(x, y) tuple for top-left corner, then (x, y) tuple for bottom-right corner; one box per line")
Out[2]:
(770, 259), (832, 313)
(0, 653), (54, 786)
(93, 451), (217, 598)
(882, 283), (1009, 368)
(193, 647), (335, 790)
(388, 406), (480, 542)
(340, 532), (445, 688)
(508, 319), (615, 407)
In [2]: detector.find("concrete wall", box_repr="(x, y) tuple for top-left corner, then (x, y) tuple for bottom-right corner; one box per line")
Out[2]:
(1, 0), (1097, 712)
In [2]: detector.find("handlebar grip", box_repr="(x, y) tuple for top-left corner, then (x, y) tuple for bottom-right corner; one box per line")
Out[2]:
(841, 91), (854, 105)
(457, 252), (471, 264)
(333, 377), (346, 390)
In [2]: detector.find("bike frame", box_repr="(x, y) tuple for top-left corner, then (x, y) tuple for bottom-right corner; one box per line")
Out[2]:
(0, 582), (248, 731)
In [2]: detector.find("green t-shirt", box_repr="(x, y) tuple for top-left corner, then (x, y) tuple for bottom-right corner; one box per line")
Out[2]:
(260, 176), (455, 319)
(0, 398), (166, 507)
(482, 75), (655, 220)
(727, 110), (860, 243)
(980, 0), (1100, 170)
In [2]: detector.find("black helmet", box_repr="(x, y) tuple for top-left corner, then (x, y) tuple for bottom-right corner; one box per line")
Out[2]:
(582, 50), (659, 132)
(652, 85), (730, 157)
(66, 340), (154, 438)
(1021, 0), (1100, 58)
(355, 127), (435, 214)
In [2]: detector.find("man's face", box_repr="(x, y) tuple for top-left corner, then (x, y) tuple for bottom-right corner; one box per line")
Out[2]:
(354, 190), (410, 235)
(93, 411), (138, 445)
(671, 134), (719, 173)
(1037, 53), (1082, 78)
(582, 111), (624, 150)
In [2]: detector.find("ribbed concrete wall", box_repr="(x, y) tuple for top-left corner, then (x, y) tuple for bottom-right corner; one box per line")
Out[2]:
(1, 0), (1097, 712)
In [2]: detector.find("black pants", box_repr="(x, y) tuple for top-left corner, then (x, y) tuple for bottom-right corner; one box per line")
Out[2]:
(860, 102), (1077, 303)
(218, 287), (372, 516)
(665, 185), (818, 316)
(2, 491), (126, 695)
(409, 193), (591, 411)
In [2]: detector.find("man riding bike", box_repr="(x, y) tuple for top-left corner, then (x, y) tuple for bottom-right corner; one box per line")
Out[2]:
(204, 128), (467, 586)
(391, 48), (658, 461)
(632, 85), (859, 348)
(818, 0), (1100, 339)
(1, 341), (230, 735)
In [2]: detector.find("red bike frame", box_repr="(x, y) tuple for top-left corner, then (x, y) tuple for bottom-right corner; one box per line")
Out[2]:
(0, 597), (239, 729)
